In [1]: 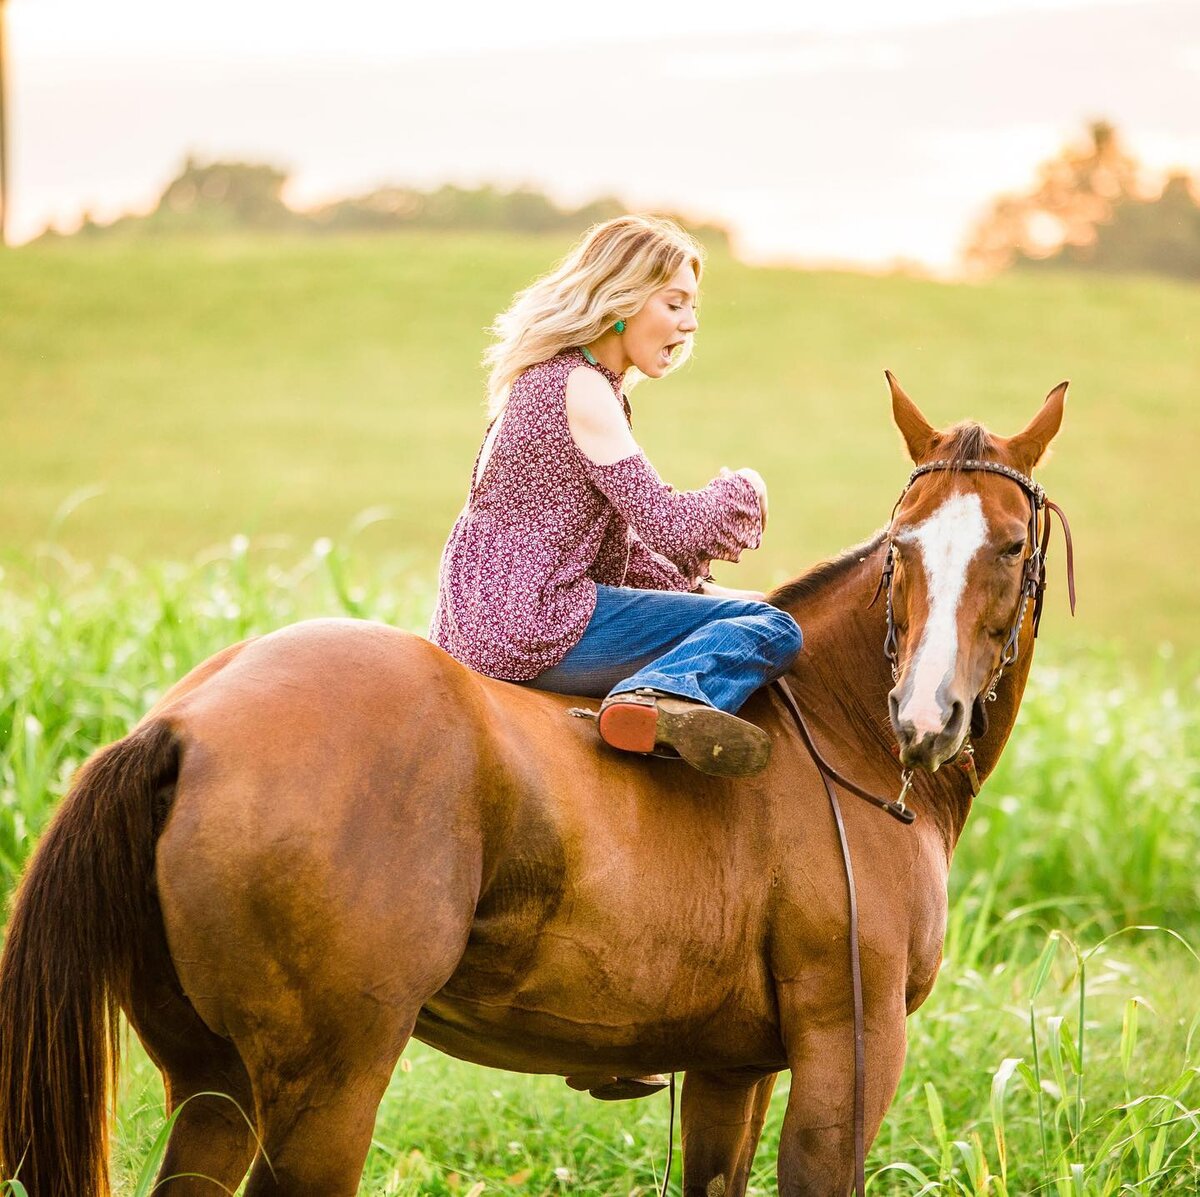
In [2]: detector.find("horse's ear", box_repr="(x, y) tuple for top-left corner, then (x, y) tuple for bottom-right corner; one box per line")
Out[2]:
(886, 371), (937, 463)
(1008, 381), (1068, 470)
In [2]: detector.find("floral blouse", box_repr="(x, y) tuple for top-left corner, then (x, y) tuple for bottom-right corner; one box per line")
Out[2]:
(429, 348), (763, 680)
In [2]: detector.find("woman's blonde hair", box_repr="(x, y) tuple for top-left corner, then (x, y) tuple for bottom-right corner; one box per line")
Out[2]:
(483, 215), (705, 419)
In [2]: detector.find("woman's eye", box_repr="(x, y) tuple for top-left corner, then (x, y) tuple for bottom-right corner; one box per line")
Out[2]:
(668, 303), (682, 311)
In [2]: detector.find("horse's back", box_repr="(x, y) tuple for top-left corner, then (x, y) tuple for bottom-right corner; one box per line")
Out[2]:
(153, 617), (467, 718)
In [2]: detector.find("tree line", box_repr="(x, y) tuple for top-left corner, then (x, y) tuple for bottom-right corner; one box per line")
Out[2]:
(44, 158), (731, 250)
(41, 123), (1200, 281)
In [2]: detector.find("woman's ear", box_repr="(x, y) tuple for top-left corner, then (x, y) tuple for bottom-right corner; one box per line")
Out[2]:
(1007, 381), (1068, 471)
(886, 371), (937, 463)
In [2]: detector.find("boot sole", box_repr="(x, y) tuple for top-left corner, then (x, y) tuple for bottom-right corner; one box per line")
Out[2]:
(599, 697), (771, 777)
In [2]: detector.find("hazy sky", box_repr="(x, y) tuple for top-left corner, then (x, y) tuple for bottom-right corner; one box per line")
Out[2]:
(7, 0), (1197, 267)
(12, 0), (1159, 59)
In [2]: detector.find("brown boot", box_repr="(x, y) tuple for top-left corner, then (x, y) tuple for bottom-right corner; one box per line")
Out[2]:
(597, 688), (771, 777)
(565, 1073), (670, 1101)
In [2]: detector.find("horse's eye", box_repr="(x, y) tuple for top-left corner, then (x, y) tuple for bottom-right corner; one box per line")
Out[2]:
(1002, 540), (1025, 559)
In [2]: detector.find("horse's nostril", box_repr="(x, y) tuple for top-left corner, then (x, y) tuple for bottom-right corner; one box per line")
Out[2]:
(945, 699), (965, 739)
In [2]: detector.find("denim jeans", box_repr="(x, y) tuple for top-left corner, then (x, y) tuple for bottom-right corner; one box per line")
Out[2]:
(525, 584), (803, 713)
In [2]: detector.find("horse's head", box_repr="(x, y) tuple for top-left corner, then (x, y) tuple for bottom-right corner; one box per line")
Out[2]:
(883, 372), (1067, 772)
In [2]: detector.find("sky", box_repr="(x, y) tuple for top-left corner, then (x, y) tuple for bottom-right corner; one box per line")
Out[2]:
(11, 0), (1161, 60)
(5, 0), (1198, 268)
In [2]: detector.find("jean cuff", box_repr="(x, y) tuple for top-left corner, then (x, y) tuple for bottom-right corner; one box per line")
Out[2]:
(609, 671), (712, 707)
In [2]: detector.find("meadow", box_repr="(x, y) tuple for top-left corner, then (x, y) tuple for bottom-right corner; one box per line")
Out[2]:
(2, 233), (1199, 1192)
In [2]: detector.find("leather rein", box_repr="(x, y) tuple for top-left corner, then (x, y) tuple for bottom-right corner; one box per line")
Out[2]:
(772, 457), (1074, 1197)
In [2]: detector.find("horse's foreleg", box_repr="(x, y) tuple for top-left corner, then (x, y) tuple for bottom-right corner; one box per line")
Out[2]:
(775, 1011), (907, 1197)
(681, 1069), (778, 1197)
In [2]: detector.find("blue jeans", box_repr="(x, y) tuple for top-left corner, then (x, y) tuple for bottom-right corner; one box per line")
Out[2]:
(525, 585), (803, 713)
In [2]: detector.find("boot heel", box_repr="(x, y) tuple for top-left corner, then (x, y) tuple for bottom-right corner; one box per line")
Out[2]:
(598, 701), (659, 754)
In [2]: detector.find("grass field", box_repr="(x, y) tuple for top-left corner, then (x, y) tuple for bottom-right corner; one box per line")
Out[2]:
(2, 546), (1198, 1193)
(2, 233), (1199, 651)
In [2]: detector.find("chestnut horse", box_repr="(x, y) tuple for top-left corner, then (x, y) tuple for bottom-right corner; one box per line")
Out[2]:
(0, 377), (1070, 1196)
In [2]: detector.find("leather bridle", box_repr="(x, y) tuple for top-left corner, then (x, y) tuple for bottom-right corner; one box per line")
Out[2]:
(881, 457), (1076, 691)
(771, 456), (1074, 1197)
(874, 459), (1076, 796)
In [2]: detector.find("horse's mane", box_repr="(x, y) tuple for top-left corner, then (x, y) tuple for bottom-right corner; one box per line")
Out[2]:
(767, 423), (1001, 612)
(768, 531), (887, 611)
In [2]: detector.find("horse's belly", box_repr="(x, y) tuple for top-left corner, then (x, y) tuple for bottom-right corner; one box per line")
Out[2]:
(415, 919), (785, 1075)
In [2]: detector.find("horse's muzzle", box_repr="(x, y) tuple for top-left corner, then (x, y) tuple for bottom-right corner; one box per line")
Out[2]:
(889, 691), (967, 771)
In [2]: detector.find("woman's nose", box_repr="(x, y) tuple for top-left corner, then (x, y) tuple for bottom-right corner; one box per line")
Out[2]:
(681, 310), (699, 333)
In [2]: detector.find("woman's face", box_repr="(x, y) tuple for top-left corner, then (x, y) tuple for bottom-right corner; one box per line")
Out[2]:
(621, 261), (700, 378)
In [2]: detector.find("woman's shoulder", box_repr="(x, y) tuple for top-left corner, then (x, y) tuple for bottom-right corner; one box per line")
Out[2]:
(514, 348), (624, 394)
(513, 348), (586, 392)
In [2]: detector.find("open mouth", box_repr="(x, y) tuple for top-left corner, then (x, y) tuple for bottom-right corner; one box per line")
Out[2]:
(660, 341), (685, 365)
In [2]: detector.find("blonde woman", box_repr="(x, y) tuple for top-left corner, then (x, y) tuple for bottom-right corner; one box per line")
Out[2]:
(430, 215), (802, 778)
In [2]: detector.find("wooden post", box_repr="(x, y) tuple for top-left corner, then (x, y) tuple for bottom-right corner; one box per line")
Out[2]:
(0, 0), (8, 247)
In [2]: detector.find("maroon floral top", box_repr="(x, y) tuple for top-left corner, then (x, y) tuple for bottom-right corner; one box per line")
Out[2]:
(429, 348), (763, 680)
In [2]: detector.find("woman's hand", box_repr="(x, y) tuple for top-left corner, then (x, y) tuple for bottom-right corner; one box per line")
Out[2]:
(698, 580), (767, 601)
(720, 466), (769, 532)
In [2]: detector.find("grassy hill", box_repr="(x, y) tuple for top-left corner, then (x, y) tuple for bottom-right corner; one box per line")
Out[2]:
(2, 232), (1197, 651)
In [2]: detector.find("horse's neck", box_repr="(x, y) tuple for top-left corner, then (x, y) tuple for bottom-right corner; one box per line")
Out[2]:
(773, 539), (1034, 856)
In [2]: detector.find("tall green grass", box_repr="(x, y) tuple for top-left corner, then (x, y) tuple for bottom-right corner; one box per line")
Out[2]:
(2, 540), (1198, 1192)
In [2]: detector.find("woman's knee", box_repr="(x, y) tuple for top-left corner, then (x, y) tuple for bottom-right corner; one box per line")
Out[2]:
(758, 606), (803, 658)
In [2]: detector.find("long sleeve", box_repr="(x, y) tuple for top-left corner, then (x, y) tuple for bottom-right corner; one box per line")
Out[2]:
(579, 450), (763, 579)
(622, 531), (700, 592)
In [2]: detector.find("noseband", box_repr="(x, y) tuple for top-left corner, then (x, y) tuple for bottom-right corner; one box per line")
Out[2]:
(876, 458), (1076, 786)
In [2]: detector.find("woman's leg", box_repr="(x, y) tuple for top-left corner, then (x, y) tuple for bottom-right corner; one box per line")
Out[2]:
(528, 585), (802, 712)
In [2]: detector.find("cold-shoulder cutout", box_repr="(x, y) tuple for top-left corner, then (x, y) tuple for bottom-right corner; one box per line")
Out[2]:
(565, 365), (639, 466)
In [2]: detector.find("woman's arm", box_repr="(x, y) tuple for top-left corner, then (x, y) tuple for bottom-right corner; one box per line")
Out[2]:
(622, 532), (702, 592)
(565, 368), (764, 569)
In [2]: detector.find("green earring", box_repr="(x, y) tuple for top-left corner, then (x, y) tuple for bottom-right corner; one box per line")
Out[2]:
(613, 320), (626, 334)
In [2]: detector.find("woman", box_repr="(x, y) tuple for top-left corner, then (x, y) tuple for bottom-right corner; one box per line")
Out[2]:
(430, 215), (802, 777)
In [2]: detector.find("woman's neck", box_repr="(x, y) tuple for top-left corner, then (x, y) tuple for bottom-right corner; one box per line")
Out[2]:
(583, 332), (630, 377)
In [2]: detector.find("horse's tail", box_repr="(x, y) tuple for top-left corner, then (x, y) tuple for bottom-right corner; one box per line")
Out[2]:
(0, 719), (179, 1197)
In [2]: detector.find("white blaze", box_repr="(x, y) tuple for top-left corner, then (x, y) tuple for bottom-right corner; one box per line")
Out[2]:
(896, 492), (988, 734)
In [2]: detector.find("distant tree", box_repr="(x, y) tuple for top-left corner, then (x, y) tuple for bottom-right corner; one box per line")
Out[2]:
(153, 157), (299, 231)
(1028, 172), (1200, 280)
(965, 121), (1142, 274)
